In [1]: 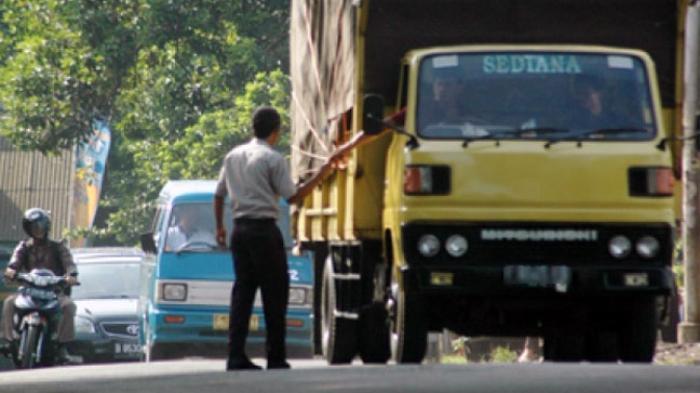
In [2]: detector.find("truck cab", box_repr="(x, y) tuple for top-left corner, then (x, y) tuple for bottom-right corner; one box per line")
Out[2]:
(384, 45), (674, 363)
(139, 180), (314, 360)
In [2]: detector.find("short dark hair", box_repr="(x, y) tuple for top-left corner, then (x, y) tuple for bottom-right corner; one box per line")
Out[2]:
(252, 106), (281, 139)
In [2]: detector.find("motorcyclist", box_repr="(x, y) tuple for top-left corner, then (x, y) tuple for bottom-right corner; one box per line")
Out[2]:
(0, 208), (78, 362)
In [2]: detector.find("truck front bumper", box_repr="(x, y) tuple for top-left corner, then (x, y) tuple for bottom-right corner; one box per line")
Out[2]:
(406, 264), (674, 297)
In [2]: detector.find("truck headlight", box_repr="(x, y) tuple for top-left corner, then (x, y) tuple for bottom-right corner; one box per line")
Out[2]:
(609, 235), (631, 259)
(75, 316), (96, 334)
(162, 283), (187, 301)
(418, 234), (440, 257)
(636, 236), (660, 258)
(445, 235), (468, 257)
(289, 287), (309, 305)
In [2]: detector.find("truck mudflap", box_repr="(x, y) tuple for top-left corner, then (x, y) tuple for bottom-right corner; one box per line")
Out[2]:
(405, 265), (674, 296)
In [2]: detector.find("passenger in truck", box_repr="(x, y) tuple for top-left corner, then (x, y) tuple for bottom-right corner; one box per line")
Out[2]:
(568, 76), (624, 132)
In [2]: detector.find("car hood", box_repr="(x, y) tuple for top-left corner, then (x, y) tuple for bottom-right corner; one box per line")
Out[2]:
(74, 298), (139, 320)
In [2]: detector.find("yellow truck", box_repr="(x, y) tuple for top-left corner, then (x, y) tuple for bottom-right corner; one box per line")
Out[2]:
(290, 0), (689, 364)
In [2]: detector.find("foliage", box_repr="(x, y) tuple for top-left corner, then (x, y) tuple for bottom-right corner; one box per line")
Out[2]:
(0, 0), (291, 244)
(489, 346), (518, 363)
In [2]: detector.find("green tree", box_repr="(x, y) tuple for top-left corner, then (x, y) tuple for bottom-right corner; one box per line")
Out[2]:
(0, 0), (291, 244)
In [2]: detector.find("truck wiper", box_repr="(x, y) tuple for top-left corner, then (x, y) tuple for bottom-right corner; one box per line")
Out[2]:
(543, 127), (649, 149)
(462, 133), (500, 148)
(462, 127), (569, 148)
(507, 127), (570, 136)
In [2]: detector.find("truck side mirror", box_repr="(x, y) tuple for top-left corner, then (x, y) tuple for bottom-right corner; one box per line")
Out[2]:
(363, 94), (385, 135)
(140, 233), (157, 254)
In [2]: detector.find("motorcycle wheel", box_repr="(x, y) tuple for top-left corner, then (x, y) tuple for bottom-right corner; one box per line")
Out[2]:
(19, 325), (39, 369)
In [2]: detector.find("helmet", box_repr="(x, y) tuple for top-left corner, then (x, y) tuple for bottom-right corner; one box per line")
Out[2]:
(22, 208), (51, 239)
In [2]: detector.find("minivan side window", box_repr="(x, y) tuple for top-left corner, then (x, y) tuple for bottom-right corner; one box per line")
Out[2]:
(151, 205), (165, 248)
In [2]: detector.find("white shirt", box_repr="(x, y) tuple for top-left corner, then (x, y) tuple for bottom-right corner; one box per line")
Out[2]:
(215, 138), (296, 219)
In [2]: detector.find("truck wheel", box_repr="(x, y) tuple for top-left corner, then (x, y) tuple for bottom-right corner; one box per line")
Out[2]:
(321, 257), (357, 364)
(618, 296), (657, 363)
(543, 332), (584, 362)
(359, 302), (390, 364)
(660, 291), (679, 343)
(391, 277), (427, 364)
(584, 330), (618, 362)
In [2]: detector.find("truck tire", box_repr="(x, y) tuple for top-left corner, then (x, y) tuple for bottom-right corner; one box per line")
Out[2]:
(618, 296), (657, 363)
(359, 302), (390, 364)
(584, 330), (618, 362)
(392, 277), (427, 364)
(321, 257), (357, 364)
(543, 332), (584, 362)
(20, 325), (39, 369)
(660, 290), (679, 343)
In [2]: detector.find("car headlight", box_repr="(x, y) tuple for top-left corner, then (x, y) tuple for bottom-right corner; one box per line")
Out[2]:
(636, 236), (660, 258)
(162, 283), (187, 301)
(417, 234), (440, 257)
(445, 235), (468, 257)
(289, 287), (309, 305)
(609, 235), (631, 259)
(75, 316), (96, 334)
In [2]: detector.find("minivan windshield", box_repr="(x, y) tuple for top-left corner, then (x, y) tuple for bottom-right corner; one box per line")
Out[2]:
(163, 201), (294, 253)
(417, 52), (656, 142)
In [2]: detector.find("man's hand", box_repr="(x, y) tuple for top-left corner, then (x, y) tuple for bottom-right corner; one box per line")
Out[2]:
(3, 268), (16, 281)
(216, 227), (227, 248)
(64, 275), (79, 286)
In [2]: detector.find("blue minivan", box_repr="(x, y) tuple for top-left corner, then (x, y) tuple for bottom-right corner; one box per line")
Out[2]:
(139, 180), (314, 360)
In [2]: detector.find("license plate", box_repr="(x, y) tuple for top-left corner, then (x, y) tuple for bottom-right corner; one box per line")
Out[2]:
(503, 265), (571, 292)
(115, 342), (141, 354)
(213, 314), (259, 331)
(624, 273), (649, 287)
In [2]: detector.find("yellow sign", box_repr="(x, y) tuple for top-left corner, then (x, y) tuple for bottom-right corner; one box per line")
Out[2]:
(213, 314), (259, 331)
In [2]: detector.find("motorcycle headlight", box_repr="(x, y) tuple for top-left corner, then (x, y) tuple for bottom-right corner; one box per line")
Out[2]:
(636, 236), (660, 258)
(445, 235), (468, 257)
(75, 316), (96, 334)
(417, 234), (441, 257)
(609, 235), (632, 259)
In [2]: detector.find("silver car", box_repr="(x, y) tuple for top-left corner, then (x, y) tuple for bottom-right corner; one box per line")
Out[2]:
(66, 248), (144, 363)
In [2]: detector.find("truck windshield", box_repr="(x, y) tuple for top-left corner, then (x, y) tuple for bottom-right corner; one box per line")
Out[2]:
(416, 52), (656, 142)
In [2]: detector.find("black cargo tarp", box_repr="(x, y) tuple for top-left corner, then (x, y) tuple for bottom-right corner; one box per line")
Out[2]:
(365, 0), (679, 106)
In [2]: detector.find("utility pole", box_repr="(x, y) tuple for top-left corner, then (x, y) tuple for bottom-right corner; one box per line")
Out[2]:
(679, 0), (700, 344)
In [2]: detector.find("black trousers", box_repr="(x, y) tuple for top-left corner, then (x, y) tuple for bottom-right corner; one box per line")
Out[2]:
(228, 218), (289, 363)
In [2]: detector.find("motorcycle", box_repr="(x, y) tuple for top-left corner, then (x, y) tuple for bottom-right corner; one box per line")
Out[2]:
(3, 269), (76, 368)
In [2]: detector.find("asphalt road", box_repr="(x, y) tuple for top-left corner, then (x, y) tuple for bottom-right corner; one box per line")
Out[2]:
(0, 359), (699, 393)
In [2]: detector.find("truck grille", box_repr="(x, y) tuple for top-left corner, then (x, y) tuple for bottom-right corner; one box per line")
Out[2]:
(402, 222), (673, 266)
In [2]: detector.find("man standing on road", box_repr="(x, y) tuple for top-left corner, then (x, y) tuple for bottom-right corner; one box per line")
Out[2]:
(214, 106), (338, 371)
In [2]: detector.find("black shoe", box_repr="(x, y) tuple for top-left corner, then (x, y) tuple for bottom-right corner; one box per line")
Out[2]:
(267, 361), (291, 370)
(226, 358), (262, 371)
